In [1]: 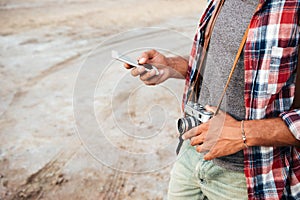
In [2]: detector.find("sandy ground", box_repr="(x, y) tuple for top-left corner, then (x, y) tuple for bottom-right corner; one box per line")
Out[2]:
(0, 0), (205, 199)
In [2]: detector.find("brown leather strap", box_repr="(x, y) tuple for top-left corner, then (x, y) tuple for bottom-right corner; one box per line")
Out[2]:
(292, 45), (300, 109)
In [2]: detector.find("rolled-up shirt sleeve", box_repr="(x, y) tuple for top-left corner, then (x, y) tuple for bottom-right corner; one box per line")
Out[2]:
(280, 109), (300, 140)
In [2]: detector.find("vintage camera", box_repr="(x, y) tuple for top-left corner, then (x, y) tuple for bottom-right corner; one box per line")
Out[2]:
(177, 101), (214, 135)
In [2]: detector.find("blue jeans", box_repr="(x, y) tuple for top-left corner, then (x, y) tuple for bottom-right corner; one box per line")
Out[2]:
(168, 140), (248, 200)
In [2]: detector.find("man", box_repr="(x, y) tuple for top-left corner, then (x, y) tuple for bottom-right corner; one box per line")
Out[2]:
(124, 0), (300, 199)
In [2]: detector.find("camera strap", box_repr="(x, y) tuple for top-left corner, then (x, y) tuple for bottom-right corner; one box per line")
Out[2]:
(188, 0), (225, 103)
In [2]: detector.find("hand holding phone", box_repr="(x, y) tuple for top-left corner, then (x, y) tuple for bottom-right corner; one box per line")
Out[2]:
(112, 50), (160, 75)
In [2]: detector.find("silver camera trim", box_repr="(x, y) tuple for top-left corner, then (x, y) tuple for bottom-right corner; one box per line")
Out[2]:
(184, 101), (213, 124)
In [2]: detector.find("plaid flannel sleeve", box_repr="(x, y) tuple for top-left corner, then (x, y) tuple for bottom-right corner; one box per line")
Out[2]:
(280, 109), (300, 140)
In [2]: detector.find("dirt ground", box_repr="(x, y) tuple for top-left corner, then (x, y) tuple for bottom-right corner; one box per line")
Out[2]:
(0, 1), (205, 199)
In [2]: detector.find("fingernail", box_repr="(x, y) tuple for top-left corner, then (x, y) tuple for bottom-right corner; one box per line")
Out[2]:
(138, 58), (146, 64)
(159, 69), (164, 75)
(181, 135), (186, 140)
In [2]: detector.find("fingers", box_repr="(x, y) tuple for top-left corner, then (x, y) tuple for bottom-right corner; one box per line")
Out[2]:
(204, 152), (214, 160)
(203, 147), (222, 160)
(123, 49), (157, 70)
(129, 65), (165, 85)
(140, 69), (158, 81)
(182, 122), (208, 140)
(123, 49), (169, 85)
(124, 63), (134, 69)
(131, 67), (157, 82)
(144, 71), (165, 85)
(131, 66), (146, 77)
(137, 49), (157, 64)
(190, 135), (205, 146)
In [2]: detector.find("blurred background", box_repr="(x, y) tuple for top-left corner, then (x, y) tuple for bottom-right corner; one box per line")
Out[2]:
(0, 0), (205, 199)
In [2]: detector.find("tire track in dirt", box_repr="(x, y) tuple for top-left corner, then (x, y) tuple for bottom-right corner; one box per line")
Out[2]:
(99, 163), (126, 200)
(7, 148), (78, 200)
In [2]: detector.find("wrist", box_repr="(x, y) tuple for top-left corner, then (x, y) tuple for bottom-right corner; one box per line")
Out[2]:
(166, 56), (188, 79)
(242, 118), (296, 147)
(241, 120), (249, 148)
(242, 120), (257, 147)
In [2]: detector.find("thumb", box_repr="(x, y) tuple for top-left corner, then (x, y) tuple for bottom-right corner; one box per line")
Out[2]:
(138, 49), (157, 64)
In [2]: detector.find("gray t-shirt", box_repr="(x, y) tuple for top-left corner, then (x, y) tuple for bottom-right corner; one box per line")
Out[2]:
(198, 0), (257, 171)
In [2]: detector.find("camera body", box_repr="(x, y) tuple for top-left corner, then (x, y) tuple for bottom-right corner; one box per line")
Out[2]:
(177, 101), (214, 135)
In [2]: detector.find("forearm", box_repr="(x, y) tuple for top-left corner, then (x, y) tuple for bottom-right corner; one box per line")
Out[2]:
(166, 56), (189, 79)
(244, 118), (300, 147)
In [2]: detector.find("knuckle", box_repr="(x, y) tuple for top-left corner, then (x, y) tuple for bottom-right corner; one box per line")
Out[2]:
(141, 72), (155, 81)
(140, 51), (153, 59)
(149, 49), (157, 54)
(203, 123), (209, 130)
(140, 74), (148, 81)
(140, 52), (148, 59)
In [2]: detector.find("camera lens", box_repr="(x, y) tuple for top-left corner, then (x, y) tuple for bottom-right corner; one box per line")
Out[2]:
(177, 116), (200, 135)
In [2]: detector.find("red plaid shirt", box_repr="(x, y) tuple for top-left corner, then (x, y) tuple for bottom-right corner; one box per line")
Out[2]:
(183, 0), (300, 199)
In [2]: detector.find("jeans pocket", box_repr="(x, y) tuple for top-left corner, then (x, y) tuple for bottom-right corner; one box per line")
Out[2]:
(267, 46), (298, 94)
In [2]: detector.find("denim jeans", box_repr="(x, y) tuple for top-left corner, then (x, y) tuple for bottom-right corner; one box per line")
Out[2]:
(168, 140), (248, 200)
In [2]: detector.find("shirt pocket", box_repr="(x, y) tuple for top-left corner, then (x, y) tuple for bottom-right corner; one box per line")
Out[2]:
(267, 46), (298, 95)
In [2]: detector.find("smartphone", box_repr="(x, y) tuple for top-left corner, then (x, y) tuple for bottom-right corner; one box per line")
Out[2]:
(112, 50), (159, 75)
